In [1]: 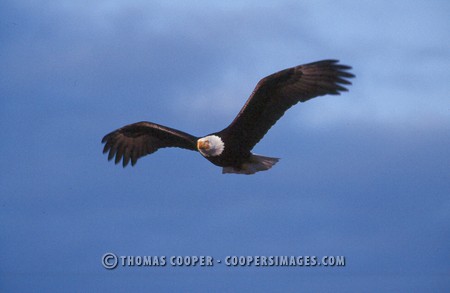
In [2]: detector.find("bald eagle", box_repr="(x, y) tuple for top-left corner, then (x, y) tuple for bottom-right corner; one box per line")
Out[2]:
(102, 60), (354, 174)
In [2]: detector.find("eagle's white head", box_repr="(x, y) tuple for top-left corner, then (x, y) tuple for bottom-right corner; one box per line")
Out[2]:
(197, 135), (224, 157)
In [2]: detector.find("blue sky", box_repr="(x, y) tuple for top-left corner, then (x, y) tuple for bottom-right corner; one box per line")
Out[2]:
(1, 0), (449, 292)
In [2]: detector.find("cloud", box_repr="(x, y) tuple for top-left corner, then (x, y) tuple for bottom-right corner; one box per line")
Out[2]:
(6, 0), (448, 131)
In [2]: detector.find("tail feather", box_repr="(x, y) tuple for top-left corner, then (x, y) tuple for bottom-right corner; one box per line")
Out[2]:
(222, 154), (279, 175)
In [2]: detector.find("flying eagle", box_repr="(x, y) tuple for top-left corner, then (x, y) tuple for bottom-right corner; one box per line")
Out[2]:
(102, 60), (354, 174)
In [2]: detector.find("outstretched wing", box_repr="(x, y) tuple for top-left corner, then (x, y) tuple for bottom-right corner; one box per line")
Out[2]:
(102, 121), (198, 167)
(221, 60), (354, 150)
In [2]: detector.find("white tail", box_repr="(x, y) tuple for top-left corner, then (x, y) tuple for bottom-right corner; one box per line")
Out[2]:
(222, 154), (280, 175)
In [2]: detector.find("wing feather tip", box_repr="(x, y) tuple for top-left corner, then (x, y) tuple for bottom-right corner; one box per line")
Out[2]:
(114, 154), (122, 164)
(107, 150), (116, 161)
(102, 144), (110, 154)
